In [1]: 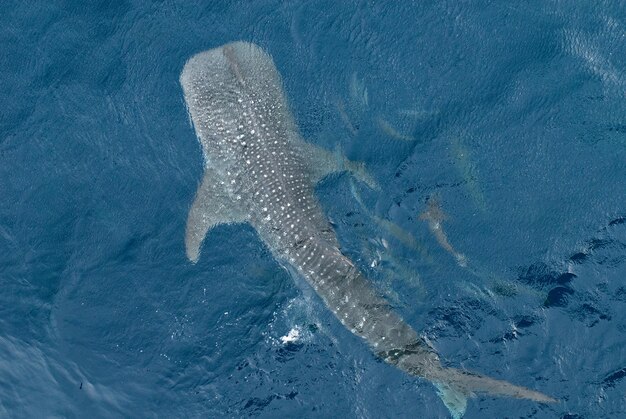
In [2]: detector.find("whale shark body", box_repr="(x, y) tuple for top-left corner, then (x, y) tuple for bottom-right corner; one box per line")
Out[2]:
(180, 41), (555, 418)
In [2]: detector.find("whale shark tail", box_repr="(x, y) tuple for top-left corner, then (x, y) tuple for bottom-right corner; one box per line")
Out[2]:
(430, 367), (557, 418)
(383, 342), (556, 417)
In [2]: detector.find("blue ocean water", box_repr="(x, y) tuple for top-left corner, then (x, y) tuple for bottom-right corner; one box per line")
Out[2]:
(1, 0), (625, 417)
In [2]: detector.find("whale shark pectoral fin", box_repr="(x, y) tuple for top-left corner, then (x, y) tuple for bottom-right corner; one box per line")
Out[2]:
(185, 166), (246, 263)
(294, 134), (379, 190)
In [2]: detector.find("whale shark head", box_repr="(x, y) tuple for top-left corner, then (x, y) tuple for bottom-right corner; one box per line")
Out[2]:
(180, 42), (300, 170)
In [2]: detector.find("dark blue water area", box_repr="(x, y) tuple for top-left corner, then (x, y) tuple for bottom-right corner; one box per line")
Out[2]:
(1, 0), (625, 417)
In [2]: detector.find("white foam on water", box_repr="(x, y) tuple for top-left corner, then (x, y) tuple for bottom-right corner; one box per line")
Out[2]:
(279, 327), (300, 344)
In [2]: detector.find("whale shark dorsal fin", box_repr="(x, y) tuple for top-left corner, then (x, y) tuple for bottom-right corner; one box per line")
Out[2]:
(185, 166), (246, 263)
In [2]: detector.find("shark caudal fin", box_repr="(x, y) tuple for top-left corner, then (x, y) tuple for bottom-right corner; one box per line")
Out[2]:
(389, 348), (556, 417)
(431, 367), (556, 418)
(434, 380), (468, 419)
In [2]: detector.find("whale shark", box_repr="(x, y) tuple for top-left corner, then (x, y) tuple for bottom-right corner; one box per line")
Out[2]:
(180, 41), (555, 418)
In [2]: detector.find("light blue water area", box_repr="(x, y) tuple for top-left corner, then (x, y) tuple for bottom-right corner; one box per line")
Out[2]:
(1, 0), (625, 417)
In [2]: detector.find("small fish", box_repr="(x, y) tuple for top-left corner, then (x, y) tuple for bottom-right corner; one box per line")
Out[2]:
(419, 195), (468, 267)
(349, 180), (431, 262)
(376, 116), (416, 142)
(449, 134), (487, 214)
(398, 108), (438, 119)
(335, 97), (359, 136)
(349, 71), (369, 108)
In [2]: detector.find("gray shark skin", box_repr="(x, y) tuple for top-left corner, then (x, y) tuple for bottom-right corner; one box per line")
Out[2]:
(180, 41), (556, 418)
